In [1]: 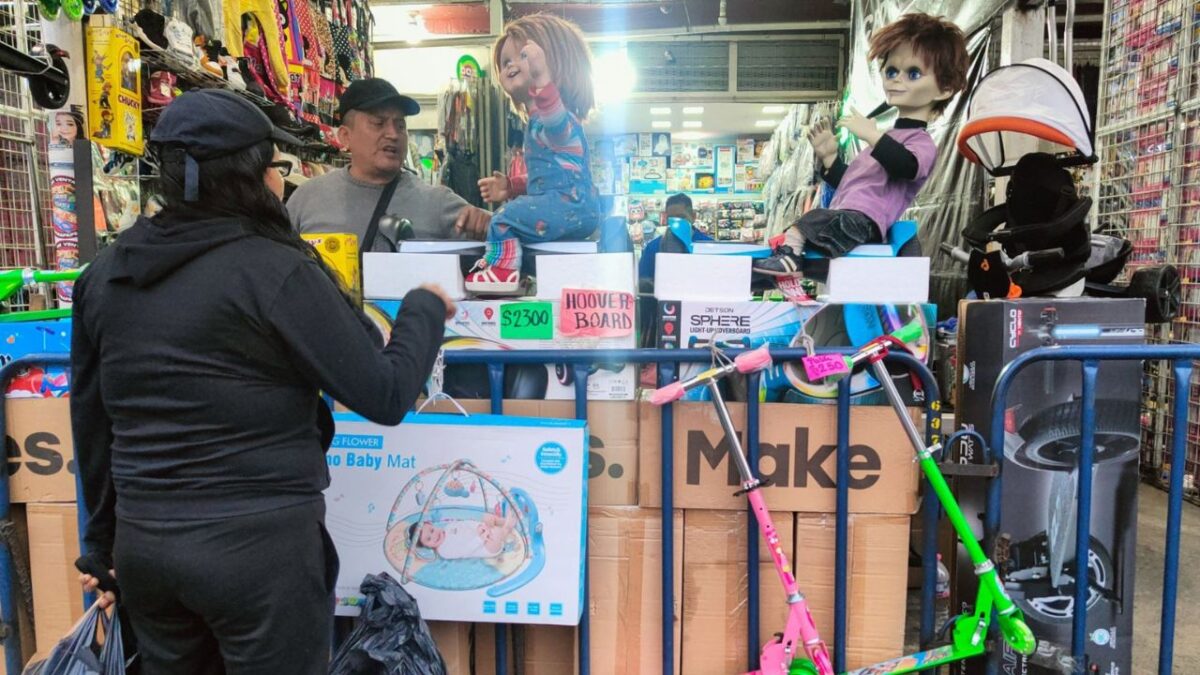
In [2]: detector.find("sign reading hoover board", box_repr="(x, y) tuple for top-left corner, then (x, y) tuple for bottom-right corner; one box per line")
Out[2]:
(558, 288), (635, 338)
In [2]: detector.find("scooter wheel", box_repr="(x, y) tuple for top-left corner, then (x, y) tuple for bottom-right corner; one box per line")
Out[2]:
(36, 0), (59, 20)
(28, 48), (70, 110)
(1013, 399), (1139, 471)
(61, 0), (83, 19)
(1127, 264), (1180, 323)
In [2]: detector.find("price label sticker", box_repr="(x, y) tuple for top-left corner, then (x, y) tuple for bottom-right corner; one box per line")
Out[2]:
(499, 302), (554, 340)
(801, 354), (850, 382)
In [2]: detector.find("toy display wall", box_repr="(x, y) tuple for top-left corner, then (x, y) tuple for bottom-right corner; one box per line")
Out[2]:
(1095, 0), (1200, 502)
(589, 132), (767, 245)
(0, 7), (55, 294)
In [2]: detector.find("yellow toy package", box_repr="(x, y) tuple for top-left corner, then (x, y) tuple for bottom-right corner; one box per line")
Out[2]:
(302, 233), (360, 300)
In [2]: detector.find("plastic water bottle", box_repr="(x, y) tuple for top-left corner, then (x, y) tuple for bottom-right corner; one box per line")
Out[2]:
(935, 554), (951, 628)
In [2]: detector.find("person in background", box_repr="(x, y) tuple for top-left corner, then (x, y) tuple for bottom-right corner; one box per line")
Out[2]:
(72, 89), (453, 675)
(289, 78), (491, 249)
(637, 193), (713, 283)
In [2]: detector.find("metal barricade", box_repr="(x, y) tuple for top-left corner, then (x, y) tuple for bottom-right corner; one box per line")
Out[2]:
(1, 345), (1194, 675)
(440, 347), (942, 675)
(987, 345), (1199, 675)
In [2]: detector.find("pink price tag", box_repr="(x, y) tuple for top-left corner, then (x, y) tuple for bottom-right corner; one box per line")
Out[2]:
(802, 354), (850, 382)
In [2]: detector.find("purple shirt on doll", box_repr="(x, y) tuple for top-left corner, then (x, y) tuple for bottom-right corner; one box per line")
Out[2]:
(829, 127), (938, 237)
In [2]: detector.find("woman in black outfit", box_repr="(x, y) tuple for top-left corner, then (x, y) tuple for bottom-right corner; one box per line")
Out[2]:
(71, 89), (452, 675)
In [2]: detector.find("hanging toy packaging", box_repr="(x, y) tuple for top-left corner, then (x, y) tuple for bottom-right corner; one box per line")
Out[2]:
(324, 410), (588, 626)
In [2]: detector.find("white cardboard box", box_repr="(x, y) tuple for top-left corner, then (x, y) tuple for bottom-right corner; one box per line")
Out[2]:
(654, 253), (752, 302)
(364, 299), (638, 400)
(535, 252), (635, 300)
(326, 412), (588, 625)
(398, 241), (485, 255)
(825, 257), (930, 304)
(363, 252), (466, 300)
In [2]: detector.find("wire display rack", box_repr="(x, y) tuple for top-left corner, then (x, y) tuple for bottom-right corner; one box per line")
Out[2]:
(1095, 0), (1200, 498)
(0, 1), (54, 291)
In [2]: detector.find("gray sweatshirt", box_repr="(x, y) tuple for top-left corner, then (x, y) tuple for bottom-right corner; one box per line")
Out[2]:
(288, 168), (473, 249)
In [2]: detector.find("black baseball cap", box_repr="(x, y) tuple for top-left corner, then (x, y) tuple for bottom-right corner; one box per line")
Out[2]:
(150, 89), (300, 200)
(337, 78), (421, 120)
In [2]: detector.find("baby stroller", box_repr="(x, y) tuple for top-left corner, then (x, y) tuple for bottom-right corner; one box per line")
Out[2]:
(944, 58), (1179, 323)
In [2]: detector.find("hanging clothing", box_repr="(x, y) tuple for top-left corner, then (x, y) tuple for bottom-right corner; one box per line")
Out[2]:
(222, 0), (289, 93)
(439, 144), (483, 208)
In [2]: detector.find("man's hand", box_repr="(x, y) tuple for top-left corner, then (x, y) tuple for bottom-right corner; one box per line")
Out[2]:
(478, 171), (511, 203)
(454, 206), (490, 240)
(836, 106), (881, 146)
(520, 41), (551, 90)
(418, 283), (457, 320)
(807, 118), (839, 168)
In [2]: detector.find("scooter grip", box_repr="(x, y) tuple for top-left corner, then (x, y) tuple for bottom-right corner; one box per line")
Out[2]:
(649, 381), (686, 406)
(734, 345), (773, 373)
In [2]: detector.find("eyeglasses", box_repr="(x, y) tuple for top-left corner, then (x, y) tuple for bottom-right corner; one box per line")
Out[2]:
(268, 160), (293, 177)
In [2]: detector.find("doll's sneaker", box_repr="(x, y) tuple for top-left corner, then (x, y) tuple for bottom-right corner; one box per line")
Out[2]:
(752, 245), (804, 277)
(465, 265), (520, 295)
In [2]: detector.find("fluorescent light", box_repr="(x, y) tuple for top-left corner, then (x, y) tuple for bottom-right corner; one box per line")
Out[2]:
(682, 120), (702, 129)
(682, 106), (704, 115)
(652, 120), (672, 129)
(650, 107), (672, 115)
(755, 119), (780, 127)
(761, 105), (787, 114)
(593, 49), (638, 106)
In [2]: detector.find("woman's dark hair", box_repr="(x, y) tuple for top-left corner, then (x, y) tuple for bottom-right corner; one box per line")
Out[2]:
(153, 139), (354, 303)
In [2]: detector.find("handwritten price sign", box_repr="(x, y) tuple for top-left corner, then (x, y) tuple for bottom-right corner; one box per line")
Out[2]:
(559, 288), (635, 338)
(801, 354), (851, 382)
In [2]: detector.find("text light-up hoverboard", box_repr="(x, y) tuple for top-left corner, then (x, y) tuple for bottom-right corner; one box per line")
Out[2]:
(650, 321), (1036, 675)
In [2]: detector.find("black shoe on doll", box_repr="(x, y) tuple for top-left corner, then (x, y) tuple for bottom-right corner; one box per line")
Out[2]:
(752, 245), (804, 277)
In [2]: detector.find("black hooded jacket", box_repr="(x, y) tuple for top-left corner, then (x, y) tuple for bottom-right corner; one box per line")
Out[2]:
(71, 213), (445, 554)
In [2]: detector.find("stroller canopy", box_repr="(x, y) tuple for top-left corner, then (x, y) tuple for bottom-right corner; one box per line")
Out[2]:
(957, 58), (1094, 175)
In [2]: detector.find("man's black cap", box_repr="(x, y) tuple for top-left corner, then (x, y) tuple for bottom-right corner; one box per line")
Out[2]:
(337, 78), (421, 120)
(150, 89), (300, 200)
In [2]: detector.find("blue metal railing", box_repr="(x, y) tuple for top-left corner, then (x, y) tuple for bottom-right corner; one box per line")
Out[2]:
(987, 344), (1199, 675)
(440, 347), (942, 675)
(1, 344), (1192, 675)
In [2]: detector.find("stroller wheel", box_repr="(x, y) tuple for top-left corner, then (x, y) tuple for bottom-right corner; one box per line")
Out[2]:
(1013, 399), (1140, 471)
(1128, 265), (1180, 323)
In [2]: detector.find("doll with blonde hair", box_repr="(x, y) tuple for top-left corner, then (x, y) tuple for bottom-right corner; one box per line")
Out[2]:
(469, 14), (600, 294)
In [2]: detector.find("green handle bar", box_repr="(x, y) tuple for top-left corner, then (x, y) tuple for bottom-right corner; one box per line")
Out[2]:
(0, 268), (83, 323)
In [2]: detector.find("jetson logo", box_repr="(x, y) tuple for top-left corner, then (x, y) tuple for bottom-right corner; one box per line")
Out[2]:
(686, 427), (881, 489)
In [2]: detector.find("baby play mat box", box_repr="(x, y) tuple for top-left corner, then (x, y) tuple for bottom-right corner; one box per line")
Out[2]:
(325, 411), (588, 626)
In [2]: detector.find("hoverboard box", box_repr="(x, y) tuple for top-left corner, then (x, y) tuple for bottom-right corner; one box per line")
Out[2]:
(325, 411), (588, 625)
(955, 298), (1142, 675)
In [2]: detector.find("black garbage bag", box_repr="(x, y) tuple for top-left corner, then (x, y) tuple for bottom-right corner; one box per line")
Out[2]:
(328, 573), (447, 675)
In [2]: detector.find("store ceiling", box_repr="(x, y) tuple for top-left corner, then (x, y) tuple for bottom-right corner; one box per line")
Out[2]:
(585, 101), (787, 138)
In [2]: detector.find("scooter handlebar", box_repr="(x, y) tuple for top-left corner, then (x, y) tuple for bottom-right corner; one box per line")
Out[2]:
(734, 344), (773, 374)
(648, 381), (686, 406)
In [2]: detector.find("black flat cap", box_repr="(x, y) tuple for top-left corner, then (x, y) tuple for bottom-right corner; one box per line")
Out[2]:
(150, 89), (300, 200)
(337, 78), (421, 120)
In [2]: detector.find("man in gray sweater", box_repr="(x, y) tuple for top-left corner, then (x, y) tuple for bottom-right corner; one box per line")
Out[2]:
(288, 79), (491, 248)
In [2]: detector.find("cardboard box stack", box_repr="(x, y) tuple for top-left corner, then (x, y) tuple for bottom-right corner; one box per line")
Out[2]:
(4, 396), (86, 660)
(420, 398), (918, 673)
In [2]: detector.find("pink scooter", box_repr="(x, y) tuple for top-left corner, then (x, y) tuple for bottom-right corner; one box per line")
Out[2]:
(650, 345), (832, 675)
